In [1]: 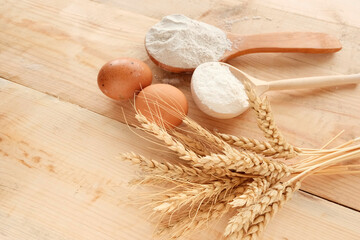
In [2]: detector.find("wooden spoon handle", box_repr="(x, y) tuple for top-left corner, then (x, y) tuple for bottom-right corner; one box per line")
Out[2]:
(267, 74), (360, 91)
(224, 32), (342, 60)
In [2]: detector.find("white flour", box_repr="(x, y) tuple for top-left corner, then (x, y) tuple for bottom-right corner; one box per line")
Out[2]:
(145, 14), (232, 69)
(191, 62), (249, 119)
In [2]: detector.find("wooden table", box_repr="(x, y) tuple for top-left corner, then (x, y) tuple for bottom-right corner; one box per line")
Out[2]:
(1, 0), (360, 239)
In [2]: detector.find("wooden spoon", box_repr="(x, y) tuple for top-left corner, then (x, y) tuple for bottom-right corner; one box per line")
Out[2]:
(146, 32), (342, 73)
(191, 62), (360, 119)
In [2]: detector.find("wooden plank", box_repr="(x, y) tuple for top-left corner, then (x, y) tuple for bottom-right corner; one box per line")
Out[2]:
(0, 0), (360, 210)
(253, 0), (360, 28)
(107, 0), (360, 28)
(1, 78), (360, 239)
(263, 191), (360, 240)
(89, 0), (218, 20)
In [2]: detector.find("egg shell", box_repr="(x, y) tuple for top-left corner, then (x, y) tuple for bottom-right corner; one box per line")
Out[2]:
(135, 84), (188, 129)
(97, 58), (152, 100)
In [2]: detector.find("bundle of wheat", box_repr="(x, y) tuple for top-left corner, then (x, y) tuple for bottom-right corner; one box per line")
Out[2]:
(120, 80), (360, 240)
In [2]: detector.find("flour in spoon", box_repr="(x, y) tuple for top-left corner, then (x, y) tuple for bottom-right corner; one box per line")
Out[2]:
(191, 62), (249, 119)
(145, 14), (232, 69)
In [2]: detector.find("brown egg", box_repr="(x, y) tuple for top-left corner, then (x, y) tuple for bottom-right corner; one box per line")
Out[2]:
(97, 58), (152, 100)
(135, 84), (188, 129)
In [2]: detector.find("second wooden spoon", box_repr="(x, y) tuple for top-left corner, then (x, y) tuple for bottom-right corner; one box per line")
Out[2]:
(146, 32), (342, 73)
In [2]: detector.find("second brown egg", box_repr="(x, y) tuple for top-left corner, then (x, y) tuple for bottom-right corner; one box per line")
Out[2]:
(135, 84), (188, 129)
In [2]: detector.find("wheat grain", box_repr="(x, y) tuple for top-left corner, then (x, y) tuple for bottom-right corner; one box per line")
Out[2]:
(171, 131), (211, 156)
(230, 177), (270, 208)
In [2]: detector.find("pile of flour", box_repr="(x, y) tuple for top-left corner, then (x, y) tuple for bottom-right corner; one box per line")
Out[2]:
(145, 14), (232, 69)
(191, 62), (249, 119)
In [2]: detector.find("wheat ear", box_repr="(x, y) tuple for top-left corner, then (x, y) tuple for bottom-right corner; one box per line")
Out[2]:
(136, 114), (232, 176)
(244, 81), (301, 159)
(136, 113), (199, 161)
(218, 133), (299, 158)
(153, 178), (245, 214)
(219, 147), (294, 177)
(158, 182), (248, 238)
(120, 152), (221, 183)
(225, 181), (301, 240)
(243, 181), (301, 240)
(225, 181), (289, 236)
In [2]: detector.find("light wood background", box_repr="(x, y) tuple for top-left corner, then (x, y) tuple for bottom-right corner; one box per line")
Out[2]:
(1, 0), (360, 239)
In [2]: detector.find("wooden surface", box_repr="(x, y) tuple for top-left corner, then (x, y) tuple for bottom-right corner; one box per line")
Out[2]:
(1, 0), (360, 239)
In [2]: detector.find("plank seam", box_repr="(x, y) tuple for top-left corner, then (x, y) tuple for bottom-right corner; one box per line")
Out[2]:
(299, 189), (360, 213)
